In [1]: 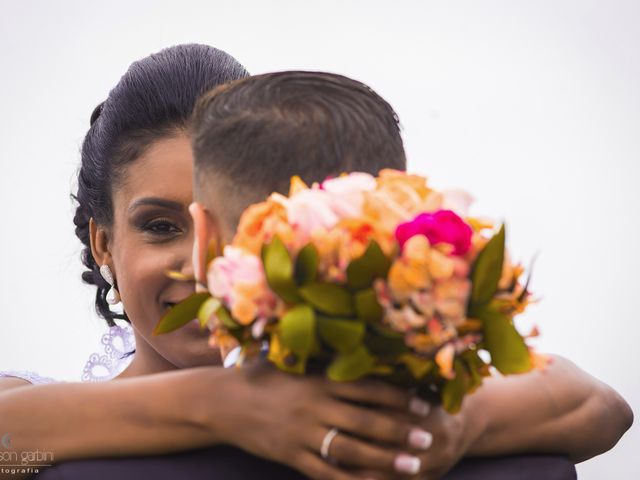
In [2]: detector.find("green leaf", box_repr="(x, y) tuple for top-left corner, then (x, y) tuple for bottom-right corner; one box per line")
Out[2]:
(268, 333), (307, 374)
(279, 355), (307, 374)
(280, 304), (318, 358)
(346, 241), (391, 290)
(299, 282), (354, 316)
(400, 354), (434, 380)
(379, 367), (421, 389)
(262, 236), (301, 304)
(479, 307), (531, 374)
(442, 360), (469, 413)
(470, 224), (506, 306)
(215, 304), (241, 331)
(363, 325), (409, 357)
(354, 288), (383, 323)
(327, 345), (375, 381)
(197, 297), (222, 329)
(154, 292), (210, 335)
(295, 243), (319, 286)
(461, 350), (487, 393)
(317, 316), (365, 353)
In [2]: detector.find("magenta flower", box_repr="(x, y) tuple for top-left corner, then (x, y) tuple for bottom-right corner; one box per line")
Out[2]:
(395, 210), (472, 256)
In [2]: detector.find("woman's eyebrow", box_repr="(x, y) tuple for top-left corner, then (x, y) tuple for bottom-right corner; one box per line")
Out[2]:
(128, 197), (184, 213)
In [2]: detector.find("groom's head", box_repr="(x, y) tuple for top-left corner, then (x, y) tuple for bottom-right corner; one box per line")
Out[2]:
(188, 71), (406, 276)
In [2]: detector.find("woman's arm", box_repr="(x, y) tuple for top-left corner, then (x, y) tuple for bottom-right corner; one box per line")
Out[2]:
(0, 369), (218, 480)
(0, 368), (217, 463)
(0, 364), (432, 480)
(466, 355), (633, 461)
(0, 377), (32, 391)
(396, 355), (633, 479)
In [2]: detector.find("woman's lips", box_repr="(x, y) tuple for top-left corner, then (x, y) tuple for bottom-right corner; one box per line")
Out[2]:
(185, 318), (208, 334)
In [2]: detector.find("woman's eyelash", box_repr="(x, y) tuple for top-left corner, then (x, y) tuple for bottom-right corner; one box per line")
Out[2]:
(141, 218), (182, 235)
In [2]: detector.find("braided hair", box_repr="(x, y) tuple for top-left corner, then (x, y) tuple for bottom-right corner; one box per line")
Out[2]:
(73, 44), (249, 326)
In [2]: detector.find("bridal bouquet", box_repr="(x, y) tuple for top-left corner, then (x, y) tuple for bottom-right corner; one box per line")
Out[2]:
(155, 170), (540, 412)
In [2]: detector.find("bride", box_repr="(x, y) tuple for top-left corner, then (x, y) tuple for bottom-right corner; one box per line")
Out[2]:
(0, 44), (437, 480)
(0, 44), (633, 480)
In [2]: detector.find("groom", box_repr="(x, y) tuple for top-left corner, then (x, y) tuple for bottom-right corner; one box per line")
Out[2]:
(37, 70), (617, 480)
(188, 70), (406, 273)
(188, 71), (626, 478)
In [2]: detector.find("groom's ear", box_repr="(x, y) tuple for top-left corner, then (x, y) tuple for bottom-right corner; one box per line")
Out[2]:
(189, 201), (221, 289)
(89, 218), (113, 270)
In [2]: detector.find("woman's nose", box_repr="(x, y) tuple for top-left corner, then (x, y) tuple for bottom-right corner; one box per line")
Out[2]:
(180, 240), (195, 279)
(172, 232), (195, 279)
(181, 257), (194, 279)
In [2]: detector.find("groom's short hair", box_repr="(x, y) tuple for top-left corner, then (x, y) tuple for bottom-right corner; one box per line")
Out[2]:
(191, 71), (406, 228)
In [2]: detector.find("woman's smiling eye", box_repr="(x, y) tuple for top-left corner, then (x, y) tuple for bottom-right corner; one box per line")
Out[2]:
(142, 218), (182, 236)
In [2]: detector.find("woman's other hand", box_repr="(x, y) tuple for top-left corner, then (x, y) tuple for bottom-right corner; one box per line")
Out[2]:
(352, 403), (479, 480)
(201, 360), (434, 480)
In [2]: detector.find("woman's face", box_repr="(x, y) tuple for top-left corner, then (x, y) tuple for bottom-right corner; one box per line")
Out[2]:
(106, 132), (221, 369)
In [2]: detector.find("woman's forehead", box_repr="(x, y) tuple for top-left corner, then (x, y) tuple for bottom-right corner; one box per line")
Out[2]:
(116, 134), (194, 210)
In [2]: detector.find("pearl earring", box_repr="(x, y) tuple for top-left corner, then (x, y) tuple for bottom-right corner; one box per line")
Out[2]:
(99, 264), (121, 305)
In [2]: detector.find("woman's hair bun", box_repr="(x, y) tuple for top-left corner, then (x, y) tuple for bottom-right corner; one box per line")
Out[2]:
(89, 101), (105, 126)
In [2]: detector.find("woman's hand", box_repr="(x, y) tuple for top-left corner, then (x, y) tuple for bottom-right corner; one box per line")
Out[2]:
(358, 354), (636, 479)
(205, 361), (435, 480)
(352, 402), (481, 480)
(406, 404), (478, 479)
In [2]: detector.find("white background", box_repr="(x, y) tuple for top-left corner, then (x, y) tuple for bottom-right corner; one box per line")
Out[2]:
(0, 1), (638, 478)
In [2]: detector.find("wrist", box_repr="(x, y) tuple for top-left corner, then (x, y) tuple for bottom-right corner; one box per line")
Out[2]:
(186, 366), (248, 446)
(459, 385), (491, 456)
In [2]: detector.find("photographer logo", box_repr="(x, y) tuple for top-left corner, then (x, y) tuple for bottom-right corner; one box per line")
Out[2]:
(0, 433), (54, 476)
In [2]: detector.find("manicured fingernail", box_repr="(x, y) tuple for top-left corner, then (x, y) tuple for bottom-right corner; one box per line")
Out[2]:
(394, 453), (421, 474)
(408, 427), (433, 450)
(409, 397), (431, 417)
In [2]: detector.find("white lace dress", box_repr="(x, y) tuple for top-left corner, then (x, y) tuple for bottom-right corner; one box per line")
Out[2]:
(0, 324), (136, 385)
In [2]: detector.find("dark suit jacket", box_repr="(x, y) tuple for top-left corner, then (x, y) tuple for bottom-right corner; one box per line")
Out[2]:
(35, 445), (576, 480)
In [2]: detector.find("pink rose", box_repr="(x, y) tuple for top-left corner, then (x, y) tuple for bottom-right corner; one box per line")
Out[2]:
(321, 172), (377, 216)
(395, 210), (472, 256)
(208, 246), (265, 304)
(285, 189), (340, 238)
(286, 173), (375, 239)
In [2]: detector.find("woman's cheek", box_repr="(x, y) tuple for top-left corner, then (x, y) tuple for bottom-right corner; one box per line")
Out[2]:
(117, 245), (175, 332)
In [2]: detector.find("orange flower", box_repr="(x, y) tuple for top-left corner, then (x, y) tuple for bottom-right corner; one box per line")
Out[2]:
(433, 286), (470, 326)
(362, 169), (443, 235)
(388, 237), (432, 300)
(529, 350), (552, 371)
(231, 287), (258, 325)
(308, 218), (395, 283)
(339, 218), (395, 259)
(208, 327), (239, 360)
(498, 250), (525, 290)
(435, 343), (456, 379)
(377, 169), (436, 202)
(288, 175), (309, 196)
(233, 197), (294, 255)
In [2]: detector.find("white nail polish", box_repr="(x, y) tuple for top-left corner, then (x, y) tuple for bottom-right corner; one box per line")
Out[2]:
(409, 397), (431, 417)
(409, 427), (433, 450)
(395, 453), (421, 474)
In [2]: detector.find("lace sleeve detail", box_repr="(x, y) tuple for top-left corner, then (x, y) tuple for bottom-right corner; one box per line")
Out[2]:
(0, 370), (58, 385)
(81, 324), (136, 382)
(1, 325), (136, 385)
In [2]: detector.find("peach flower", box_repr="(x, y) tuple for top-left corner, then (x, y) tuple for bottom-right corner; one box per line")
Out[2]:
(233, 198), (294, 256)
(208, 246), (278, 325)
